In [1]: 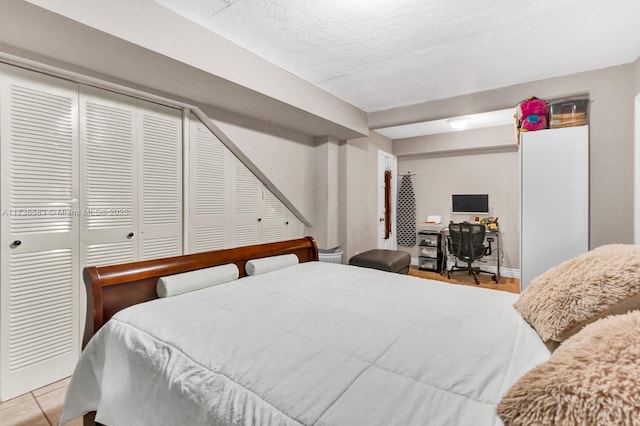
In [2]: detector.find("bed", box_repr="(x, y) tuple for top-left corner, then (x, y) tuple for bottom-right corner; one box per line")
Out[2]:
(61, 237), (550, 426)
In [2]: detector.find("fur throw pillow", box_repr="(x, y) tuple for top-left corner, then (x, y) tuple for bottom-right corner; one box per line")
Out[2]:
(515, 244), (640, 342)
(498, 311), (640, 425)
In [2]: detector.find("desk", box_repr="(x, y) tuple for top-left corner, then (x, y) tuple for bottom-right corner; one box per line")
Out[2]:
(440, 227), (501, 283)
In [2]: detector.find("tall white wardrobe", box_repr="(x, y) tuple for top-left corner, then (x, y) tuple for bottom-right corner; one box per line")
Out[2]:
(520, 125), (589, 290)
(0, 64), (304, 400)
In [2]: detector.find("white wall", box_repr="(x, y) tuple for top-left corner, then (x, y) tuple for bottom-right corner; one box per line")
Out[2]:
(373, 64), (637, 249)
(393, 125), (517, 157)
(339, 131), (393, 263)
(634, 57), (640, 93)
(397, 134), (519, 270)
(314, 136), (340, 249)
(341, 59), (639, 267)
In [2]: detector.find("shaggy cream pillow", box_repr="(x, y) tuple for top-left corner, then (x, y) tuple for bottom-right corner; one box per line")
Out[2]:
(497, 311), (640, 426)
(515, 244), (640, 342)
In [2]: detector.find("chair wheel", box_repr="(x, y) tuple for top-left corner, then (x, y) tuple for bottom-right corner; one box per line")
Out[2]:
(491, 275), (497, 282)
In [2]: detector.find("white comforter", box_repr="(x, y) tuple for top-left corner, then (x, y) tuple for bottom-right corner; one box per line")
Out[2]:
(61, 261), (549, 426)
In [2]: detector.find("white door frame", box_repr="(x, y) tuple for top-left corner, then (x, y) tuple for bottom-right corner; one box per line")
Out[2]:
(378, 150), (397, 249)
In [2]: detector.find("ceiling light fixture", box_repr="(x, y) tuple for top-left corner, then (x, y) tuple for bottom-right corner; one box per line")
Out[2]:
(447, 117), (470, 130)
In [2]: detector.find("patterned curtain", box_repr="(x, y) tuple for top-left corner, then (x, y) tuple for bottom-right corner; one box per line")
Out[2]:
(397, 175), (416, 246)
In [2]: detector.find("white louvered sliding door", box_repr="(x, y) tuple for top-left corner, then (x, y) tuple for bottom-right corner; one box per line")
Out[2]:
(80, 86), (182, 266)
(79, 86), (138, 268)
(187, 119), (228, 253)
(0, 65), (80, 400)
(231, 158), (262, 247)
(262, 189), (285, 243)
(137, 101), (182, 260)
(284, 210), (304, 240)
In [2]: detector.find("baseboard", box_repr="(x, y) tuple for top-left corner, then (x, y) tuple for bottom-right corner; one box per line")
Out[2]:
(475, 265), (520, 279)
(412, 257), (520, 279)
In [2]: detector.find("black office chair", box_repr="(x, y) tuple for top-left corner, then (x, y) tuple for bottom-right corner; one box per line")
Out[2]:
(447, 222), (496, 284)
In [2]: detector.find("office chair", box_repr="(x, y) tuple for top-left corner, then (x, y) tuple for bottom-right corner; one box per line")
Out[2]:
(447, 222), (496, 284)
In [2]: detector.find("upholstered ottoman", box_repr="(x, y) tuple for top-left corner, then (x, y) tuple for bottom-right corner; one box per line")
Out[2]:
(349, 249), (411, 274)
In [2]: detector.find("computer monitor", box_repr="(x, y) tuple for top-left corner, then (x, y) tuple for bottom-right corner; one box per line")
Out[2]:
(452, 194), (489, 214)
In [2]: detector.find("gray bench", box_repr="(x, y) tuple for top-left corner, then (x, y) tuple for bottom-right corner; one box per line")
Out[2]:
(349, 249), (411, 274)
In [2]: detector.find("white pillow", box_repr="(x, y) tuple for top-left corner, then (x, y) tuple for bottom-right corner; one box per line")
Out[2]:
(157, 263), (239, 297)
(245, 254), (299, 276)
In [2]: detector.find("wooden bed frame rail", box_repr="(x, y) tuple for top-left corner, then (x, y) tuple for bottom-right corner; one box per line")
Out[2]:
(83, 236), (318, 346)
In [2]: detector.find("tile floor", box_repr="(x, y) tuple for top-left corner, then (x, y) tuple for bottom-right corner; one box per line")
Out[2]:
(0, 377), (82, 426)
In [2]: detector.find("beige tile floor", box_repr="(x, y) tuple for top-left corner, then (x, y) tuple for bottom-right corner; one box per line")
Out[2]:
(0, 377), (82, 426)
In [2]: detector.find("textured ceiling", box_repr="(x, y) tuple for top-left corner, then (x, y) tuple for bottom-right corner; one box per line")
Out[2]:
(153, 0), (640, 113)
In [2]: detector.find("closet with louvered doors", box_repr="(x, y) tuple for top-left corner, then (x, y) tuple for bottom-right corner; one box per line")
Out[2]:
(0, 65), (81, 401)
(79, 85), (183, 270)
(186, 123), (263, 251)
(186, 117), (305, 254)
(229, 152), (305, 247)
(0, 65), (184, 401)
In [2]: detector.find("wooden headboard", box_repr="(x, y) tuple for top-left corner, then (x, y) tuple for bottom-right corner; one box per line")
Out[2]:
(83, 236), (319, 346)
